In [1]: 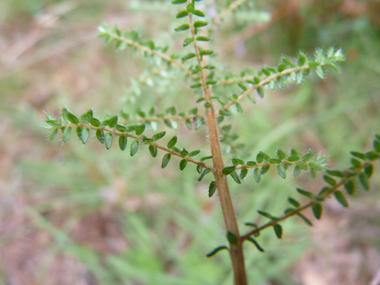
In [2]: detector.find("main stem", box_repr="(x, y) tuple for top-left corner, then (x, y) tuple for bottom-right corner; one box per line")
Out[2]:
(188, 12), (247, 285)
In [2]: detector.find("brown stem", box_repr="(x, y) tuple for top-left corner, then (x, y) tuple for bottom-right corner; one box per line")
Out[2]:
(188, 9), (247, 285)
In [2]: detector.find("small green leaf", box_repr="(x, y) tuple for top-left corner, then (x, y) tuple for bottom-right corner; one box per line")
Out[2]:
(312, 203), (322, 219)
(183, 37), (194, 47)
(246, 238), (264, 252)
(308, 61), (319, 67)
(91, 118), (101, 127)
(96, 129), (105, 144)
(359, 172), (369, 190)
(240, 168), (248, 180)
(288, 197), (300, 208)
(63, 126), (72, 142)
(162, 153), (171, 168)
(257, 87), (264, 98)
(174, 24), (190, 32)
(310, 168), (317, 179)
(130, 140), (139, 156)
(256, 152), (263, 163)
(148, 145), (157, 157)
(323, 175), (336, 186)
(344, 180), (355, 195)
(351, 158), (362, 168)
(81, 128), (90, 144)
(193, 9), (205, 17)
(350, 151), (367, 160)
(108, 116), (118, 128)
(298, 55), (306, 66)
(194, 21), (208, 28)
(133, 124), (144, 136)
(365, 151), (380, 160)
(261, 165), (270, 175)
(152, 131), (166, 141)
(325, 170), (344, 178)
(297, 213), (313, 226)
(334, 191), (348, 207)
(296, 161), (308, 170)
(254, 168), (261, 183)
(185, 119), (192, 130)
(182, 53), (196, 61)
(309, 162), (322, 170)
(258, 211), (273, 219)
(364, 164), (374, 178)
(206, 246), (228, 257)
(296, 188), (314, 199)
(222, 166), (236, 175)
(186, 4), (194, 12)
(204, 102), (212, 108)
(302, 150), (314, 162)
(171, 0), (187, 4)
(273, 224), (282, 239)
(49, 128), (58, 141)
(46, 120), (61, 127)
(246, 161), (256, 166)
(179, 159), (187, 170)
(208, 181), (217, 197)
(293, 165), (301, 177)
(261, 68), (271, 76)
(226, 231), (238, 245)
(188, 150), (200, 157)
(67, 112), (79, 124)
(180, 149), (188, 157)
(277, 164), (286, 179)
(200, 156), (213, 162)
(230, 171), (241, 184)
(198, 168), (211, 181)
(105, 132), (113, 150)
(200, 50), (214, 56)
(196, 36), (210, 41)
(270, 159), (281, 164)
(288, 156), (300, 162)
(119, 136), (128, 151)
(176, 10), (188, 18)
(316, 66), (324, 79)
(167, 136), (177, 149)
(373, 140), (380, 152)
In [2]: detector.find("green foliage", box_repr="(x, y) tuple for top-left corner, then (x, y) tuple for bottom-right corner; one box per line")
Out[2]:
(41, 1), (380, 284)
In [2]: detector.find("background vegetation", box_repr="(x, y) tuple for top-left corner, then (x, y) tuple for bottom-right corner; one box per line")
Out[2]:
(0, 0), (379, 284)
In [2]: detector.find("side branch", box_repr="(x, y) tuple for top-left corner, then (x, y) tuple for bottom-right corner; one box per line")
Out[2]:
(107, 33), (195, 78)
(218, 65), (310, 113)
(119, 114), (198, 124)
(62, 123), (214, 170)
(241, 161), (372, 240)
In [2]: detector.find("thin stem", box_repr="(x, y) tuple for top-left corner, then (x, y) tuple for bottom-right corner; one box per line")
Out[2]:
(218, 65), (310, 113)
(107, 33), (195, 78)
(62, 123), (214, 170)
(235, 160), (308, 169)
(119, 114), (198, 124)
(188, 9), (247, 285)
(241, 162), (372, 240)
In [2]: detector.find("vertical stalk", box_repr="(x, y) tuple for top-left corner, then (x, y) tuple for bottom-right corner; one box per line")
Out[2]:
(188, 9), (247, 285)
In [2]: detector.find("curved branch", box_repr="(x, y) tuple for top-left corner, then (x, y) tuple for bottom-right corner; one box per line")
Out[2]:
(217, 65), (310, 113)
(107, 33), (195, 78)
(61, 123), (214, 170)
(241, 161), (372, 240)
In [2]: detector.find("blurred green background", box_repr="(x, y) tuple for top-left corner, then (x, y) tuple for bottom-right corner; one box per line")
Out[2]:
(0, 0), (379, 284)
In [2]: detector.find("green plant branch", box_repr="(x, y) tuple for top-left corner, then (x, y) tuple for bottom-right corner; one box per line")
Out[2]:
(216, 75), (256, 86)
(218, 65), (311, 113)
(119, 114), (198, 124)
(106, 32), (195, 78)
(188, 7), (247, 285)
(212, 0), (248, 25)
(235, 160), (308, 169)
(241, 161), (374, 240)
(60, 123), (214, 170)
